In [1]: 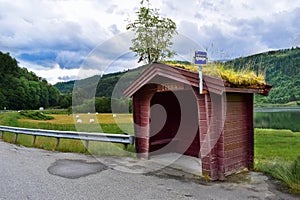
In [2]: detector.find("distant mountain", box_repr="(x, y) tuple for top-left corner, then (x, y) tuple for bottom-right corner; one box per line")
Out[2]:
(54, 65), (148, 98)
(55, 47), (300, 105)
(54, 80), (75, 94)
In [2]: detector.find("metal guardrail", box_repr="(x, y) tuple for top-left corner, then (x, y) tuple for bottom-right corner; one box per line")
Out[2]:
(0, 126), (134, 149)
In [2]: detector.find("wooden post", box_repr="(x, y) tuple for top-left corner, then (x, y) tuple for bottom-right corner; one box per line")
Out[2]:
(32, 135), (37, 145)
(0, 131), (3, 139)
(14, 133), (18, 143)
(56, 138), (60, 148)
(247, 94), (254, 170)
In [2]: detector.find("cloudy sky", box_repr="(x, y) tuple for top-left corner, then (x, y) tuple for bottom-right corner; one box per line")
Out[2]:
(1, 0), (300, 84)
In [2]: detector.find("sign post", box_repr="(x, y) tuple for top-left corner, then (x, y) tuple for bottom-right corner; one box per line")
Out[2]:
(194, 51), (207, 94)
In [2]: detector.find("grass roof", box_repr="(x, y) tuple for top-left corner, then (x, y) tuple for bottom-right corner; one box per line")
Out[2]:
(163, 61), (266, 89)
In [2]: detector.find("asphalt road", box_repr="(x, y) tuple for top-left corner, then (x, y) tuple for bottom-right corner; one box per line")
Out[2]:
(0, 141), (298, 200)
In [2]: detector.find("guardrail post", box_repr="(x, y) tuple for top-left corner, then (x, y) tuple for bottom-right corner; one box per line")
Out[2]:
(32, 135), (37, 145)
(123, 133), (129, 149)
(0, 131), (3, 139)
(84, 140), (89, 150)
(56, 138), (60, 148)
(14, 133), (18, 143)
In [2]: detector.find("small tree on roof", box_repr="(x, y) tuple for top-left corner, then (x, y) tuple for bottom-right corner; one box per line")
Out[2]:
(126, 0), (177, 64)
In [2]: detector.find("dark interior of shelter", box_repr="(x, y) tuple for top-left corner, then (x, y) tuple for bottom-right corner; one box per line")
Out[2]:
(149, 89), (200, 158)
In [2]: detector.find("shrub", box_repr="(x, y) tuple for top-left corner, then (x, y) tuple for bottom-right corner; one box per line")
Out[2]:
(20, 111), (54, 120)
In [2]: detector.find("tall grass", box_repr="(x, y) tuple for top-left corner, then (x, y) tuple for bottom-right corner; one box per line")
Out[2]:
(255, 157), (300, 193)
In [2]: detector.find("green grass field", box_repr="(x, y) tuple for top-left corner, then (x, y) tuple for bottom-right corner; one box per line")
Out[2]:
(255, 129), (300, 162)
(255, 129), (300, 193)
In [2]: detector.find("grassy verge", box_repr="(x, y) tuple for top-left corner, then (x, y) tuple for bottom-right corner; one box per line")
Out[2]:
(2, 132), (135, 156)
(255, 128), (300, 193)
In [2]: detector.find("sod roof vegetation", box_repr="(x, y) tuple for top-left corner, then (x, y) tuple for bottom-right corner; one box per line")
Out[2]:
(163, 61), (266, 89)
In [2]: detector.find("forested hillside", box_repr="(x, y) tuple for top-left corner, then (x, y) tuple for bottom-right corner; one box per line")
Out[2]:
(0, 51), (69, 110)
(55, 65), (147, 98)
(225, 47), (300, 104)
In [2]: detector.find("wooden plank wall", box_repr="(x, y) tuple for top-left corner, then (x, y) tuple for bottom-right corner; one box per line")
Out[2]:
(203, 93), (224, 180)
(195, 91), (254, 180)
(223, 93), (253, 175)
(194, 89), (222, 180)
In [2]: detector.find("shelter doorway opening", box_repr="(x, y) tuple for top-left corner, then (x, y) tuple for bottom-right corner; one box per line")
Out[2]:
(149, 89), (200, 158)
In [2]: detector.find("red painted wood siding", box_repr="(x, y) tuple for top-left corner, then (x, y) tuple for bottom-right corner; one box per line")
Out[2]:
(132, 84), (156, 159)
(223, 93), (254, 175)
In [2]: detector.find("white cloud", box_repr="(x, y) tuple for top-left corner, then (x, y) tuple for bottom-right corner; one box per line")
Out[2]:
(1, 0), (300, 83)
(19, 61), (80, 84)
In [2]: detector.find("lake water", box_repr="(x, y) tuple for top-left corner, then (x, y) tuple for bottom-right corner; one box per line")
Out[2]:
(254, 107), (300, 132)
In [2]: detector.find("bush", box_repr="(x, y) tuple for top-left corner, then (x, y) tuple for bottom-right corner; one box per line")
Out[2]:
(20, 111), (54, 120)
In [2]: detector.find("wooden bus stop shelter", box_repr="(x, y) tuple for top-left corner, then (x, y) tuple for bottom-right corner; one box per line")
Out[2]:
(124, 62), (271, 180)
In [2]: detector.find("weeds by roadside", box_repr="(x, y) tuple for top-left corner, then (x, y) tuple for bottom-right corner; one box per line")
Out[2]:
(255, 157), (300, 193)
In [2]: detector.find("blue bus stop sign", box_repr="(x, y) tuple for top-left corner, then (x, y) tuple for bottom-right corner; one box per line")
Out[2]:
(194, 51), (207, 94)
(194, 51), (207, 65)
